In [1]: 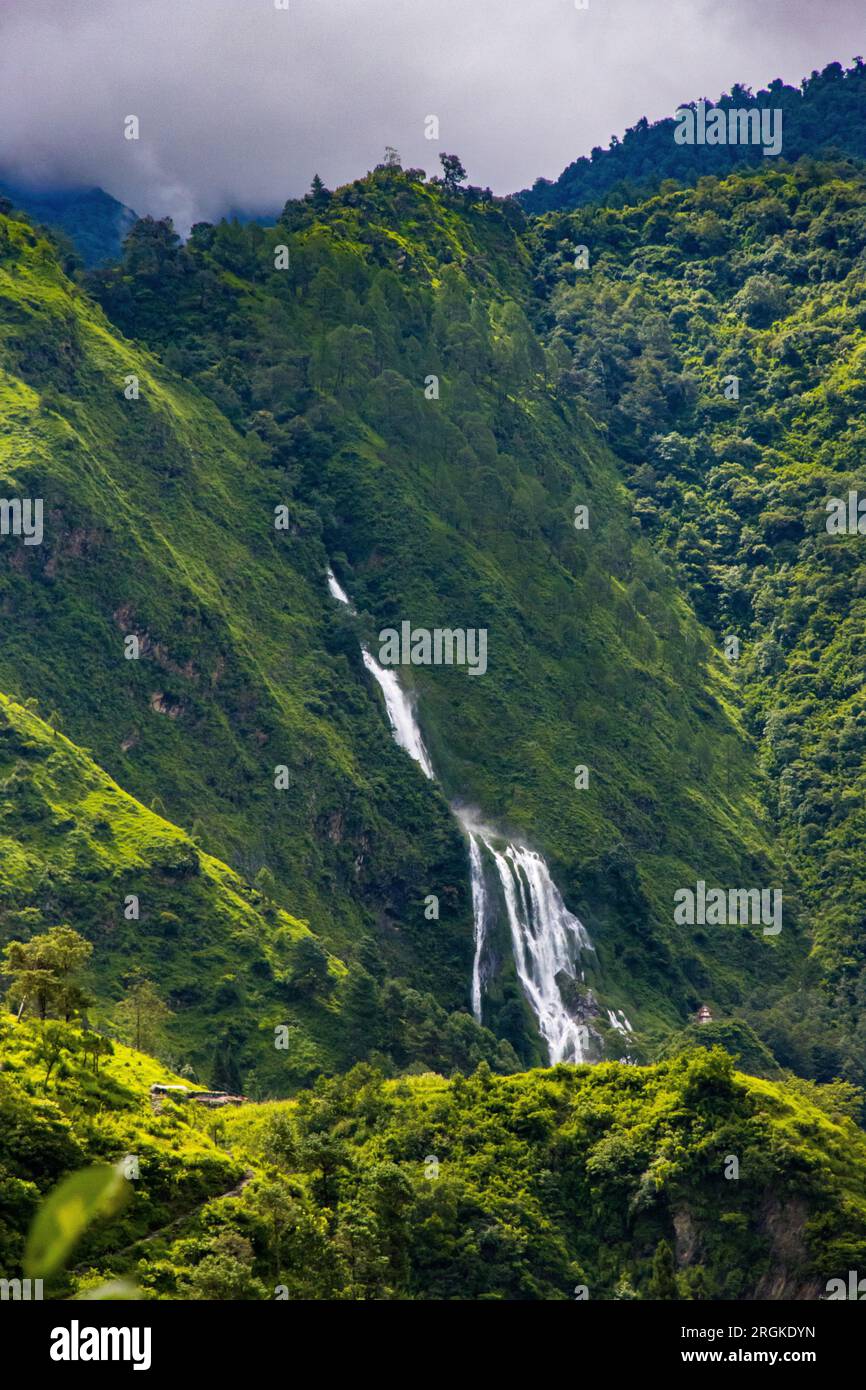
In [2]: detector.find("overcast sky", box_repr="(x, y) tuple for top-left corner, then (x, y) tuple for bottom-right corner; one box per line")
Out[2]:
(0, 0), (862, 230)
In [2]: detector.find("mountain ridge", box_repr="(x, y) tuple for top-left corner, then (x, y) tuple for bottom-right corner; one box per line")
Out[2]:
(519, 58), (866, 214)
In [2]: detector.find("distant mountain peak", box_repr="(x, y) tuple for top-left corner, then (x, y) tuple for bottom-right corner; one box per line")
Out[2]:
(0, 175), (137, 265)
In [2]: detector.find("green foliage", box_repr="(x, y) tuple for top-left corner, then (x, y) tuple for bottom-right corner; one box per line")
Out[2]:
(2, 924), (92, 1022)
(40, 1044), (863, 1302)
(0, 1016), (243, 1290)
(521, 60), (866, 213)
(72, 170), (800, 1058)
(3, 97), (866, 1306)
(648, 1239), (678, 1300)
(25, 1163), (129, 1278)
(111, 973), (173, 1054)
(535, 157), (866, 1081)
(0, 695), (340, 1091)
(0, 201), (507, 1082)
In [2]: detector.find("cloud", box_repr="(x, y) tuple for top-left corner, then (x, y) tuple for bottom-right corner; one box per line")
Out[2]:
(0, 0), (861, 231)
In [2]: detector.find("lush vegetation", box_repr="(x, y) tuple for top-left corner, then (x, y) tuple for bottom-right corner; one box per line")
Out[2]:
(531, 155), (866, 1082)
(79, 167), (802, 1060)
(0, 696), (516, 1089)
(3, 60), (866, 1300)
(0, 181), (136, 268)
(3, 1022), (865, 1300)
(521, 59), (866, 214)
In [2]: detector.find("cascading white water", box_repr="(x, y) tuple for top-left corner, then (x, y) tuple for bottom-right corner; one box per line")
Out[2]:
(327, 569), (435, 780)
(326, 568), (353, 608)
(326, 565), (609, 1065)
(607, 1008), (633, 1035)
(467, 832), (488, 1021)
(483, 840), (594, 1064)
(360, 651), (435, 781)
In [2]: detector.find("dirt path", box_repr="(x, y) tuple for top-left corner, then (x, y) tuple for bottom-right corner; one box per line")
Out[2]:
(72, 1168), (255, 1273)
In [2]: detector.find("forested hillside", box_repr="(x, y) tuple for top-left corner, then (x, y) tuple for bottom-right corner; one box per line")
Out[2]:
(3, 1027), (865, 1300)
(0, 171), (807, 1085)
(4, 56), (866, 1304)
(0, 179), (137, 268)
(531, 154), (866, 1081)
(521, 59), (866, 214)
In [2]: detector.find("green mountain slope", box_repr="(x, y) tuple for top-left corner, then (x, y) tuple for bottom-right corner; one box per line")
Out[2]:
(0, 694), (517, 1090)
(0, 206), (491, 1053)
(0, 1016), (244, 1289)
(0, 692), (345, 1092)
(0, 173), (808, 1074)
(0, 180), (138, 267)
(533, 156), (866, 1082)
(519, 59), (866, 214)
(3, 1024), (865, 1300)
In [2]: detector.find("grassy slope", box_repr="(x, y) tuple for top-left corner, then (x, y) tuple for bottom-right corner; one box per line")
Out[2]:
(0, 693), (343, 1091)
(0, 208), (478, 1026)
(0, 1014), (243, 1294)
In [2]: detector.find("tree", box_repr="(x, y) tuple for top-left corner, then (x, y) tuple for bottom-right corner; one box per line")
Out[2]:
(308, 174), (331, 209)
(313, 324), (375, 398)
(81, 1031), (115, 1075)
(2, 926), (93, 1022)
(254, 865), (277, 900)
(35, 1021), (79, 1086)
(121, 216), (182, 280)
(647, 1239), (679, 1300)
(340, 968), (383, 1061)
(287, 937), (333, 999)
(211, 1029), (244, 1094)
(439, 153), (467, 195)
(112, 972), (173, 1054)
(295, 1130), (349, 1207)
(184, 1232), (264, 1300)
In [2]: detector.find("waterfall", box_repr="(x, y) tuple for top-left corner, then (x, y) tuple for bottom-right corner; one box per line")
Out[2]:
(467, 832), (488, 1021)
(607, 1008), (633, 1035)
(326, 568), (353, 608)
(359, 651), (435, 781)
(473, 835), (595, 1064)
(326, 565), (609, 1065)
(328, 569), (434, 780)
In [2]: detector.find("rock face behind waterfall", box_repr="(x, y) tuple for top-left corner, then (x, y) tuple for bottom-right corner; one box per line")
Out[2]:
(556, 977), (605, 1059)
